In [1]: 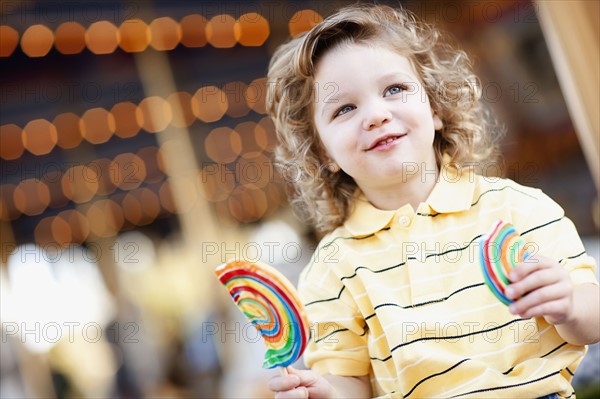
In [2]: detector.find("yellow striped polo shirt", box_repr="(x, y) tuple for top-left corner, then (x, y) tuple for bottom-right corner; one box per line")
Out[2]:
(298, 163), (598, 398)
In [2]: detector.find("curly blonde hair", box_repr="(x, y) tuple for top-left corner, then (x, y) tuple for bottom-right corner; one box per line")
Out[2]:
(266, 4), (501, 233)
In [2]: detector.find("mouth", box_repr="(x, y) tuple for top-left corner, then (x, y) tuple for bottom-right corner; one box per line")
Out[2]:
(366, 134), (407, 151)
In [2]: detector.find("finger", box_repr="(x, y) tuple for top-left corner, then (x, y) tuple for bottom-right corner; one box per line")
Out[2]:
(275, 387), (309, 399)
(506, 267), (565, 300)
(268, 375), (301, 392)
(508, 282), (571, 315)
(288, 367), (321, 387)
(515, 298), (572, 324)
(509, 254), (562, 283)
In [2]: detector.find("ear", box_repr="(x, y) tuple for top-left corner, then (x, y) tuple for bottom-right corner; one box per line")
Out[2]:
(432, 110), (443, 131)
(317, 143), (340, 173)
(327, 162), (340, 173)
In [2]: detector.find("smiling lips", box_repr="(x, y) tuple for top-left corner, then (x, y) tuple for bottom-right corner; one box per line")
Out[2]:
(366, 133), (407, 151)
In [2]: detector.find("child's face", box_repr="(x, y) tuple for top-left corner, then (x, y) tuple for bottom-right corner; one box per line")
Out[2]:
(313, 43), (443, 198)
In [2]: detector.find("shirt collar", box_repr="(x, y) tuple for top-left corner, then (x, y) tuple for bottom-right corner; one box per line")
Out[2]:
(343, 155), (476, 237)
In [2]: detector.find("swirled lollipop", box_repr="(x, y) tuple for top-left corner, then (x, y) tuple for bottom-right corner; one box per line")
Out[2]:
(479, 221), (530, 305)
(215, 260), (310, 370)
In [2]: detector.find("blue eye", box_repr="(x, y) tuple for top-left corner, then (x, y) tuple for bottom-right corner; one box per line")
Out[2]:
(385, 85), (404, 96)
(334, 105), (355, 118)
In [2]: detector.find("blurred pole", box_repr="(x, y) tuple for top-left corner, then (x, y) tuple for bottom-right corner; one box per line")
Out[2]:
(133, 49), (221, 249)
(536, 0), (600, 196)
(13, 344), (57, 399)
(1, 221), (57, 398)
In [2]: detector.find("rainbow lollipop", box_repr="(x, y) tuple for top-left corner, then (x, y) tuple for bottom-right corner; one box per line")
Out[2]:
(215, 260), (310, 369)
(479, 221), (530, 305)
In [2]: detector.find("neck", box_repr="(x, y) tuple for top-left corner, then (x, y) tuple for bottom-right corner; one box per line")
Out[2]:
(360, 164), (440, 211)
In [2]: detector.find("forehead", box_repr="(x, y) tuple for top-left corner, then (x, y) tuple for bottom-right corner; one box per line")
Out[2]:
(314, 42), (419, 83)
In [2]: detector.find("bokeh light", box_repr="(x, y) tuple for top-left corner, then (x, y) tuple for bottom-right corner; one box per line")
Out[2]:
(223, 81), (250, 118)
(54, 22), (86, 55)
(234, 13), (270, 46)
(20, 24), (54, 57)
(257, 116), (277, 152)
(88, 158), (117, 196)
(57, 209), (90, 244)
(34, 216), (58, 247)
(150, 17), (181, 51)
(122, 187), (160, 225)
(158, 180), (177, 213)
(136, 146), (164, 183)
(85, 199), (124, 237)
(180, 14), (207, 47)
(236, 152), (273, 188)
(80, 108), (115, 144)
(13, 179), (51, 216)
(85, 21), (119, 55)
(206, 15), (237, 48)
(204, 127), (242, 164)
(235, 121), (262, 153)
(137, 187), (161, 221)
(119, 19), (151, 53)
(245, 77), (268, 114)
(111, 102), (143, 138)
(61, 165), (99, 204)
(191, 86), (228, 123)
(0, 184), (20, 221)
(109, 153), (147, 190)
(22, 119), (58, 156)
(121, 192), (143, 225)
(227, 184), (268, 223)
(42, 169), (69, 209)
(199, 165), (235, 202)
(288, 10), (323, 37)
(138, 96), (173, 133)
(0, 25), (19, 57)
(53, 112), (83, 149)
(0, 124), (24, 160)
(167, 91), (195, 128)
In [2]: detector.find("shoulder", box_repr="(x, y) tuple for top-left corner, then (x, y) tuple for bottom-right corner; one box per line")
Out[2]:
(300, 227), (355, 281)
(473, 175), (564, 217)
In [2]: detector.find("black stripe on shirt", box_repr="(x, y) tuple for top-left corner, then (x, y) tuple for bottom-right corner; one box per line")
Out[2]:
(540, 342), (568, 358)
(559, 251), (586, 263)
(370, 318), (525, 362)
(315, 328), (348, 343)
(521, 217), (562, 236)
(365, 283), (485, 321)
(471, 185), (538, 208)
(305, 286), (346, 306)
(404, 358), (471, 398)
(448, 370), (561, 398)
(417, 185), (539, 217)
(305, 218), (562, 306)
(421, 234), (482, 261)
(314, 326), (367, 343)
(341, 261), (407, 282)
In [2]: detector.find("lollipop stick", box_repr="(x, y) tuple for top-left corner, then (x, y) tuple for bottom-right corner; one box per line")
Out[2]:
(279, 366), (289, 376)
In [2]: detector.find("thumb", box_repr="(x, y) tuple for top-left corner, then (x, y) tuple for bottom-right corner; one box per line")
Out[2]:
(287, 366), (334, 398)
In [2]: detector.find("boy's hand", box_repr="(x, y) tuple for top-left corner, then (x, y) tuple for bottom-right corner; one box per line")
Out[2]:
(268, 367), (335, 399)
(506, 254), (574, 325)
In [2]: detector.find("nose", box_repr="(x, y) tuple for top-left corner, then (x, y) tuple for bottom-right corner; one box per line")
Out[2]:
(361, 102), (392, 130)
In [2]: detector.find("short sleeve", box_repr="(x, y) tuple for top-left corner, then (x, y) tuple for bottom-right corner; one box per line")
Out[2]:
(519, 189), (598, 287)
(298, 251), (371, 376)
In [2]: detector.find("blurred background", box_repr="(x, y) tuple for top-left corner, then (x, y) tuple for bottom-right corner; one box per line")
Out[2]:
(0, 0), (598, 397)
